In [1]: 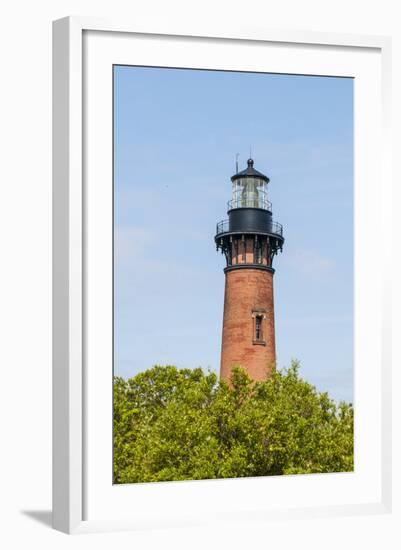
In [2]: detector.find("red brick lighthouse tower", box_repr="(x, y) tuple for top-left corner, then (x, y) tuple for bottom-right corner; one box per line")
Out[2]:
(215, 158), (284, 382)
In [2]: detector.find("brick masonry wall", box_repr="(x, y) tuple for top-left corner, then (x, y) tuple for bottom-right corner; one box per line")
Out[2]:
(220, 267), (276, 382)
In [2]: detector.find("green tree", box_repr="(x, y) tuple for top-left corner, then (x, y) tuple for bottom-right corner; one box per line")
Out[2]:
(113, 362), (353, 483)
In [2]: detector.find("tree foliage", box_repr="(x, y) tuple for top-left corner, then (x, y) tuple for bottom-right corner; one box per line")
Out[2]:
(113, 362), (353, 483)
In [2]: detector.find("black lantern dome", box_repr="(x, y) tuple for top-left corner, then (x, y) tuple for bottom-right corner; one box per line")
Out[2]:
(231, 158), (270, 183)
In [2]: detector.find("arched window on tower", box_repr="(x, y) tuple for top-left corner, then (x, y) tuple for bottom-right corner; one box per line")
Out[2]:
(252, 311), (266, 345)
(255, 315), (262, 340)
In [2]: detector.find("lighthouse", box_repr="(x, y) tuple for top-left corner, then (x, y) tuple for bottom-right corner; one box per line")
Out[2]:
(215, 158), (284, 382)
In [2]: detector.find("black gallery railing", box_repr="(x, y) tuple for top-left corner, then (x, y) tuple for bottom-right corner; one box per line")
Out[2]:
(227, 196), (272, 211)
(215, 219), (283, 237)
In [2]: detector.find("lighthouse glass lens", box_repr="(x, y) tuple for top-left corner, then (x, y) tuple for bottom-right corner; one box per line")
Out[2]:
(241, 178), (259, 208)
(232, 178), (269, 209)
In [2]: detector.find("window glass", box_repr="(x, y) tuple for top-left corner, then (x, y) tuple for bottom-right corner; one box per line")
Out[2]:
(255, 316), (262, 340)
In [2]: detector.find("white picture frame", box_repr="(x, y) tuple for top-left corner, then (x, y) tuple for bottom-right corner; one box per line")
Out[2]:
(52, 16), (393, 535)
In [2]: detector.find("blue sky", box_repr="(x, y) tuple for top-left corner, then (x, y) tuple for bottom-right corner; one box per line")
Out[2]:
(113, 66), (353, 403)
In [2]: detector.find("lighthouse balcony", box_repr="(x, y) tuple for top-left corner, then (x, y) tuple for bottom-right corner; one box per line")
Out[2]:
(215, 218), (283, 238)
(227, 196), (272, 211)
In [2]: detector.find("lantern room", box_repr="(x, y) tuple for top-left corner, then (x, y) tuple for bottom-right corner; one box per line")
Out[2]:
(229, 158), (271, 211)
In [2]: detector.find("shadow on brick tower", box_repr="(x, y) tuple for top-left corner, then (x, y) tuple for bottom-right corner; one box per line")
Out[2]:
(215, 158), (284, 382)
